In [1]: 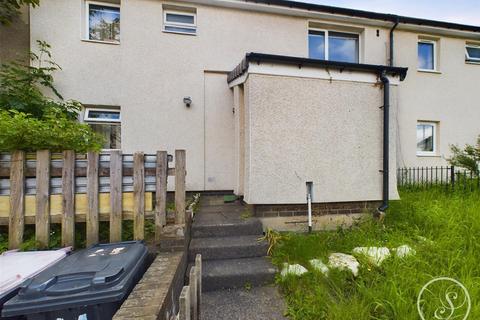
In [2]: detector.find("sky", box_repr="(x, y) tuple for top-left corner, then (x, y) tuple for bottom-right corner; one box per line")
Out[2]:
(293, 0), (480, 26)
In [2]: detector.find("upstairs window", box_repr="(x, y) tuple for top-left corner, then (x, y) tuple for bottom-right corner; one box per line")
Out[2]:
(309, 29), (359, 63)
(466, 44), (480, 62)
(86, 1), (120, 43)
(84, 107), (121, 149)
(163, 9), (197, 35)
(416, 122), (437, 156)
(418, 40), (436, 71)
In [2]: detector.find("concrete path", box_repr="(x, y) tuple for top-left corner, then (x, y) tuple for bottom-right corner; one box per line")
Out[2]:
(201, 286), (288, 320)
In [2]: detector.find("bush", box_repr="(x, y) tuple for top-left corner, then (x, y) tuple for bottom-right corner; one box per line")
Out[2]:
(0, 41), (80, 119)
(449, 135), (480, 176)
(0, 41), (104, 152)
(0, 110), (103, 152)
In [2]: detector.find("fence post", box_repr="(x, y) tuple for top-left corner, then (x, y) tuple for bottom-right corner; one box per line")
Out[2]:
(175, 150), (186, 225)
(35, 150), (50, 249)
(9, 151), (25, 249)
(155, 151), (168, 243)
(110, 150), (123, 242)
(133, 152), (145, 240)
(189, 266), (198, 320)
(179, 285), (191, 320)
(450, 166), (455, 190)
(195, 254), (202, 319)
(86, 152), (99, 246)
(61, 150), (75, 248)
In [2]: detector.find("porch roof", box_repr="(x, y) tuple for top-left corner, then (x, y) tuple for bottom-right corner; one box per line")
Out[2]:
(227, 53), (408, 83)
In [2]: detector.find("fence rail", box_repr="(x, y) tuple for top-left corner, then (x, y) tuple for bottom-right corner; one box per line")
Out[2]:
(0, 149), (187, 249)
(397, 166), (479, 190)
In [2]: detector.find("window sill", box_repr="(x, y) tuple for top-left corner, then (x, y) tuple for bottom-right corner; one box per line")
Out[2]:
(465, 60), (480, 65)
(81, 39), (120, 45)
(416, 153), (440, 158)
(162, 29), (197, 36)
(417, 69), (441, 74)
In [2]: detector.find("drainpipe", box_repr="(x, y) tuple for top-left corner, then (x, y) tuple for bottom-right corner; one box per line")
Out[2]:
(378, 71), (390, 214)
(306, 182), (313, 233)
(389, 18), (399, 66)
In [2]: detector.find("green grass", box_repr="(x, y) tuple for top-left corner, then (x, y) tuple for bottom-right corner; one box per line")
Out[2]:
(271, 188), (480, 319)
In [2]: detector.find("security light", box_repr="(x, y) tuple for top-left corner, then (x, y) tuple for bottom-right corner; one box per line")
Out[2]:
(183, 97), (192, 107)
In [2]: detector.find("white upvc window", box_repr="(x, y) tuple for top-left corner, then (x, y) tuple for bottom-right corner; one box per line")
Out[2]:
(416, 122), (437, 156)
(163, 9), (197, 35)
(84, 107), (121, 149)
(418, 39), (437, 71)
(465, 44), (480, 63)
(308, 28), (360, 63)
(85, 1), (120, 43)
(84, 108), (121, 122)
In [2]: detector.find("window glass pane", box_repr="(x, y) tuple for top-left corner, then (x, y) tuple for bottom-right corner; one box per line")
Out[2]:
(418, 42), (434, 70)
(417, 124), (434, 152)
(328, 32), (359, 63)
(166, 13), (194, 24)
(89, 4), (120, 42)
(466, 46), (480, 60)
(164, 25), (196, 34)
(90, 123), (121, 149)
(308, 30), (325, 60)
(88, 110), (120, 121)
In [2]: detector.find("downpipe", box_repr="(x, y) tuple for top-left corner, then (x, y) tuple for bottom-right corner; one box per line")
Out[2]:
(306, 182), (313, 233)
(378, 72), (390, 216)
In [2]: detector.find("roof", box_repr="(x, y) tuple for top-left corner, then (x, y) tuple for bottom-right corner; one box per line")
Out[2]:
(227, 53), (409, 83)
(240, 0), (480, 33)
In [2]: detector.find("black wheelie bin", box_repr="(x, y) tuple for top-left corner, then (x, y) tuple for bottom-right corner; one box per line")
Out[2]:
(1, 241), (148, 320)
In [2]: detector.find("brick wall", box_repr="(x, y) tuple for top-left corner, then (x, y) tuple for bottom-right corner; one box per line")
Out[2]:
(113, 251), (186, 320)
(254, 201), (381, 218)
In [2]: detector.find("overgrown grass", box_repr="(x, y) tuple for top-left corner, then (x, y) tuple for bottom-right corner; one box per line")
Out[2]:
(272, 188), (480, 319)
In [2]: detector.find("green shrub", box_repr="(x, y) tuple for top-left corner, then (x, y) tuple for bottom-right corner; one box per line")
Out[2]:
(0, 41), (104, 151)
(0, 110), (103, 152)
(0, 41), (80, 119)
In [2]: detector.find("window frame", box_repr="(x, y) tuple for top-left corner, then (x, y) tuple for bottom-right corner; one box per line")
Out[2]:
(416, 121), (437, 156)
(163, 9), (197, 35)
(465, 44), (480, 63)
(417, 39), (437, 72)
(308, 28), (360, 63)
(84, 107), (121, 123)
(84, 1), (121, 44)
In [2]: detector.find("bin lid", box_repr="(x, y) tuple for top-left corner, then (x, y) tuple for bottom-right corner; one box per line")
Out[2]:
(2, 241), (147, 316)
(0, 247), (71, 303)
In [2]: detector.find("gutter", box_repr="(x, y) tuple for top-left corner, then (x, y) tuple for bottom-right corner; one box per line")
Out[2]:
(239, 0), (480, 33)
(378, 72), (390, 214)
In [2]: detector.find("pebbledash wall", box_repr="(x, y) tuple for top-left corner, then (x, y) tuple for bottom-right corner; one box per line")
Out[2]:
(29, 0), (480, 211)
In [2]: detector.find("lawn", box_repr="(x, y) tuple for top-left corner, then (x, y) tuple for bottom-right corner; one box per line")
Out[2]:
(271, 188), (480, 319)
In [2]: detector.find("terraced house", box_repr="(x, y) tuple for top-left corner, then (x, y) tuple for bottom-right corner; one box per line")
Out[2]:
(21, 0), (480, 220)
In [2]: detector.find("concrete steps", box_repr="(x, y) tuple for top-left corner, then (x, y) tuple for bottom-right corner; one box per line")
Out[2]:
(199, 258), (277, 292)
(189, 235), (268, 261)
(192, 218), (263, 238)
(189, 195), (277, 292)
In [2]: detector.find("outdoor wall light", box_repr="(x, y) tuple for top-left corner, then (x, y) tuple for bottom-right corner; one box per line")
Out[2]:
(183, 97), (192, 107)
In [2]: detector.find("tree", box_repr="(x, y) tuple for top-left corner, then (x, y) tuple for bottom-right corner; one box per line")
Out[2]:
(449, 136), (480, 176)
(0, 40), (80, 119)
(0, 0), (39, 26)
(0, 41), (103, 152)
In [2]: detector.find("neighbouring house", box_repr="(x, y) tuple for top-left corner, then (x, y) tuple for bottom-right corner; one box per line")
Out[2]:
(23, 0), (480, 221)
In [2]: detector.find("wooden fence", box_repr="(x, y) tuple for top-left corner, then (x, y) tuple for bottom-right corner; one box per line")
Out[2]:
(0, 149), (186, 249)
(179, 254), (202, 320)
